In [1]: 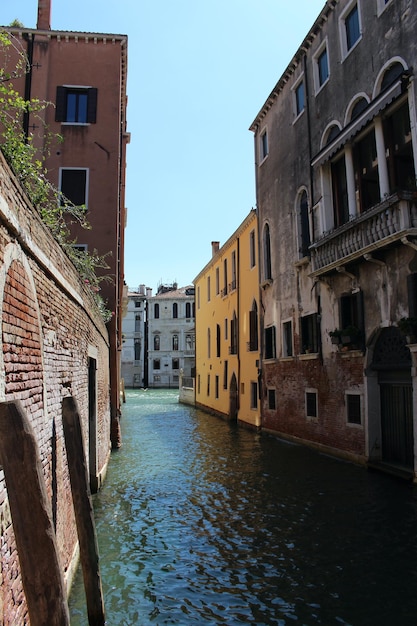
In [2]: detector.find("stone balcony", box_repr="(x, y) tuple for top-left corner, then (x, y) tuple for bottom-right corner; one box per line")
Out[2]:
(310, 192), (417, 277)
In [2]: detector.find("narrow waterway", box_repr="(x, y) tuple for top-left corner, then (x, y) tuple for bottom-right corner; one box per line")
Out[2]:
(69, 389), (417, 625)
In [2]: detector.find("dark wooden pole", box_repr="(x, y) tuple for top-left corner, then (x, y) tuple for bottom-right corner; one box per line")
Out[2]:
(62, 396), (106, 626)
(0, 400), (70, 626)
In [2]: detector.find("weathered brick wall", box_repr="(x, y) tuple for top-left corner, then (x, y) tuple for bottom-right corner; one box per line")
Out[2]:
(0, 152), (112, 624)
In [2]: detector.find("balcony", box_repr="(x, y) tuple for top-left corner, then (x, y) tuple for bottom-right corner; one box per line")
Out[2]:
(310, 192), (417, 277)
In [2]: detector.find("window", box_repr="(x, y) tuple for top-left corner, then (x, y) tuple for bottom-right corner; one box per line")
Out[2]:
(173, 303), (178, 318)
(282, 321), (293, 357)
(298, 190), (310, 258)
(134, 339), (141, 361)
(377, 0), (392, 15)
(135, 301), (141, 308)
(153, 359), (160, 370)
(207, 328), (211, 358)
(306, 390), (318, 418)
(186, 334), (194, 351)
(383, 101), (415, 192)
(223, 259), (228, 296)
(230, 251), (237, 291)
(249, 301), (258, 351)
(224, 318), (228, 340)
(293, 78), (305, 118)
(135, 314), (141, 332)
(314, 42), (329, 92)
(172, 358), (179, 370)
(331, 155), (349, 227)
(353, 130), (379, 212)
(186, 302), (191, 318)
(340, 2), (361, 57)
(339, 292), (364, 348)
(260, 127), (268, 161)
(207, 374), (210, 396)
(215, 376), (219, 399)
(263, 223), (272, 281)
(300, 314), (319, 354)
(268, 389), (276, 410)
(264, 326), (276, 360)
(207, 276), (211, 302)
(154, 303), (159, 319)
(346, 393), (362, 425)
(250, 229), (256, 268)
(172, 335), (179, 351)
(216, 324), (221, 358)
(230, 313), (238, 355)
(216, 268), (220, 295)
(59, 168), (88, 208)
(250, 382), (258, 409)
(55, 86), (97, 124)
(154, 335), (160, 351)
(223, 361), (228, 390)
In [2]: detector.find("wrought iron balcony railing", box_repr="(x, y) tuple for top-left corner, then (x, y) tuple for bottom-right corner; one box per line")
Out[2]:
(310, 192), (417, 276)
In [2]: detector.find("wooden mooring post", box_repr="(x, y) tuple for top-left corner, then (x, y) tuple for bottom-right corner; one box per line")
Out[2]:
(62, 395), (106, 626)
(0, 400), (70, 626)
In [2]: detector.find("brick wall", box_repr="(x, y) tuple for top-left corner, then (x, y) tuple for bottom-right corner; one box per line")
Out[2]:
(0, 152), (112, 624)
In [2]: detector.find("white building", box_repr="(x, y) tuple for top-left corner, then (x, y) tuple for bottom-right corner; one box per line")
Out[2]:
(147, 284), (195, 388)
(121, 285), (151, 388)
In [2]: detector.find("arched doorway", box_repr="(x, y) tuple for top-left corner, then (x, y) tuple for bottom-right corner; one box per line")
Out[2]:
(370, 327), (414, 471)
(229, 373), (238, 422)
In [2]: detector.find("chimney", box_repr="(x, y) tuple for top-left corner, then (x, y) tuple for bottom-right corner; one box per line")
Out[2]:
(211, 241), (220, 257)
(37, 0), (51, 30)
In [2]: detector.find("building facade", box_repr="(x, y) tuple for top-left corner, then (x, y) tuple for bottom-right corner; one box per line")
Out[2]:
(250, 0), (417, 477)
(121, 285), (151, 388)
(194, 210), (261, 428)
(147, 284), (195, 388)
(3, 0), (129, 445)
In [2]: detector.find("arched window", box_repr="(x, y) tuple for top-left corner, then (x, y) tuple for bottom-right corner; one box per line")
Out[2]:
(154, 335), (160, 351)
(185, 302), (191, 318)
(172, 334), (179, 351)
(263, 223), (272, 280)
(154, 303), (159, 319)
(249, 301), (258, 351)
(350, 97), (368, 121)
(299, 190), (310, 257)
(381, 62), (404, 91)
(173, 303), (178, 318)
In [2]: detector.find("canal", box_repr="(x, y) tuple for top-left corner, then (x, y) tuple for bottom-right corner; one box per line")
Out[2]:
(69, 389), (417, 625)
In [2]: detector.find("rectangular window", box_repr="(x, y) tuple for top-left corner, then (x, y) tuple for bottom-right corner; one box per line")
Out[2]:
(306, 390), (318, 418)
(216, 268), (220, 295)
(260, 127), (268, 161)
(346, 393), (362, 425)
(207, 374), (210, 397)
(282, 321), (293, 357)
(153, 359), (160, 370)
(215, 375), (219, 399)
(250, 382), (258, 409)
(250, 230), (256, 268)
(55, 86), (98, 124)
(230, 251), (237, 291)
(294, 79), (305, 117)
(265, 326), (276, 360)
(59, 168), (88, 208)
(207, 276), (211, 302)
(300, 314), (319, 354)
(223, 360), (228, 389)
(172, 358), (179, 370)
(340, 2), (361, 57)
(222, 259), (228, 297)
(224, 318), (228, 341)
(314, 42), (329, 92)
(268, 389), (276, 410)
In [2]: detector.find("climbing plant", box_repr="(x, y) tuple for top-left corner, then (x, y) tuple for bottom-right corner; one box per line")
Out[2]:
(0, 30), (112, 322)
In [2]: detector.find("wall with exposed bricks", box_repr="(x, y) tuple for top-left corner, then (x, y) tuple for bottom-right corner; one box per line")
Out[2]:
(0, 151), (111, 624)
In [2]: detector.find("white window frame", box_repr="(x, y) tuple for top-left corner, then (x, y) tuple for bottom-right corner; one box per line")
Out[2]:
(345, 391), (363, 427)
(292, 74), (305, 121)
(339, 0), (362, 61)
(259, 126), (269, 164)
(377, 0), (392, 17)
(313, 39), (330, 95)
(305, 388), (318, 420)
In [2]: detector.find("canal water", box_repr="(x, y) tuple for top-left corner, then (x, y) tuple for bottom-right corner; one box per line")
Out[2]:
(69, 389), (417, 625)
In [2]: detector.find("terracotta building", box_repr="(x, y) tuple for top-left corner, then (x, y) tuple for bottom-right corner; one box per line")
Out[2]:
(250, 0), (417, 478)
(2, 0), (129, 445)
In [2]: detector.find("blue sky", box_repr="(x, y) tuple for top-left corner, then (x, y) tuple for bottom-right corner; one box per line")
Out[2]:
(2, 0), (325, 293)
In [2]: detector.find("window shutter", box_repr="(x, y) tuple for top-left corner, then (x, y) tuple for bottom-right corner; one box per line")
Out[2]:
(55, 86), (66, 122)
(87, 88), (98, 123)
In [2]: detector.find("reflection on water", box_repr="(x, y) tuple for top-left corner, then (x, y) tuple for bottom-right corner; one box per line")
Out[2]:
(69, 389), (417, 625)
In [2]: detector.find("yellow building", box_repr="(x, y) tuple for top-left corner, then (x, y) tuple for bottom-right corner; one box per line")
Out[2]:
(194, 210), (260, 428)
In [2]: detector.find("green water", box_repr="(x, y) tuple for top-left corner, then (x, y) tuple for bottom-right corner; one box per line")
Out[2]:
(69, 389), (417, 625)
